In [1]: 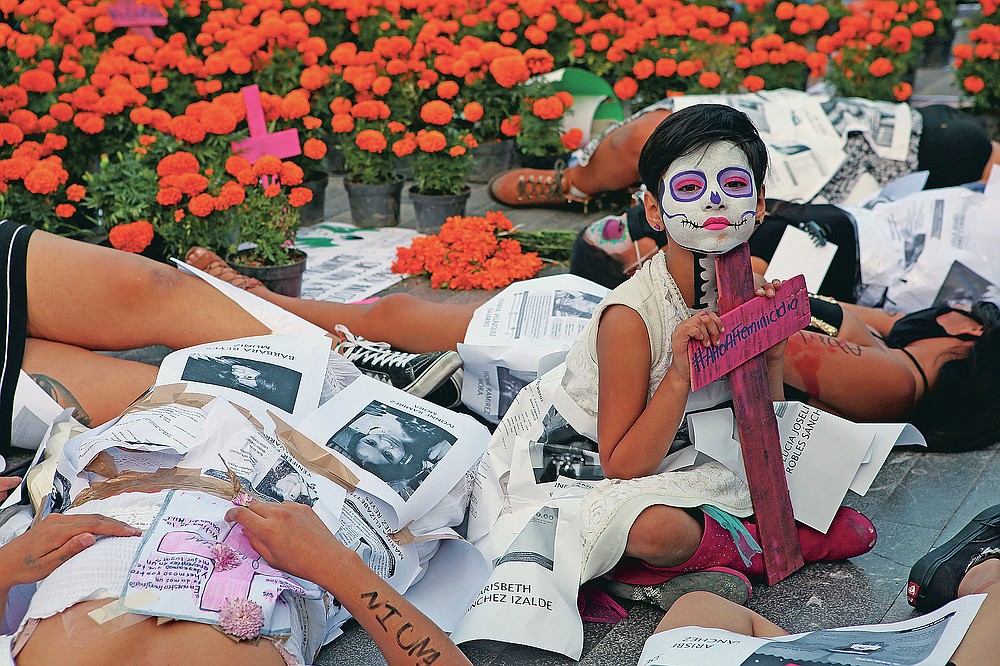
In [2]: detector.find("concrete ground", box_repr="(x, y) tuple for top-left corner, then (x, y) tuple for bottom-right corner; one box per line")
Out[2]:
(314, 65), (995, 665)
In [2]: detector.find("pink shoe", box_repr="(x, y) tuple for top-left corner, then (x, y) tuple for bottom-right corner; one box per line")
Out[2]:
(742, 506), (877, 564)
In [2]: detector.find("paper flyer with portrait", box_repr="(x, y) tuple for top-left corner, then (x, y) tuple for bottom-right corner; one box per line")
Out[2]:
(296, 375), (490, 530)
(155, 334), (330, 421)
(335, 491), (420, 592)
(459, 273), (608, 422)
(451, 496), (585, 659)
(637, 594), (983, 666)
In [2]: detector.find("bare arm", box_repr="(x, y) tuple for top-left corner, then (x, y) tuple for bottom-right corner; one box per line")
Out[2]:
(596, 306), (723, 479)
(227, 502), (472, 666)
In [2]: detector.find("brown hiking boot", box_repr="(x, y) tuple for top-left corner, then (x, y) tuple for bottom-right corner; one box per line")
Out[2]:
(488, 161), (582, 208)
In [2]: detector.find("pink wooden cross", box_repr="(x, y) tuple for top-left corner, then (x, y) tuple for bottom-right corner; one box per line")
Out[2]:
(692, 244), (809, 585)
(107, 0), (167, 40)
(231, 85), (301, 164)
(158, 524), (303, 612)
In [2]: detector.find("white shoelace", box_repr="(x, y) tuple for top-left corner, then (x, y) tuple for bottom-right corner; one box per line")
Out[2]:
(333, 324), (417, 368)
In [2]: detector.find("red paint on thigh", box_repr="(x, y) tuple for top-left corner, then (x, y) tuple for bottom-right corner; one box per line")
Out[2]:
(790, 352), (822, 398)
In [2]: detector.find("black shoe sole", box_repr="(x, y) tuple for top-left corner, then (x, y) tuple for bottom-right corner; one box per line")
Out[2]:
(908, 504), (1000, 611)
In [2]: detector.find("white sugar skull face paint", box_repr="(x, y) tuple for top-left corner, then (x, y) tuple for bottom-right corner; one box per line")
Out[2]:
(657, 141), (758, 254)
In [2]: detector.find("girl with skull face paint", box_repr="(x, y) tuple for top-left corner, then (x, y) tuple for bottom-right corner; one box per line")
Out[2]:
(551, 105), (878, 610)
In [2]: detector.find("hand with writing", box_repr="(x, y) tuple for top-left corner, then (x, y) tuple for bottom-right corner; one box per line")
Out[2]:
(0, 513), (141, 589)
(226, 501), (340, 582)
(669, 311), (724, 383)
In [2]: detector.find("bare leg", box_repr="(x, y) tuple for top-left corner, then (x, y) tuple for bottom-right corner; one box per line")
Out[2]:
(21, 339), (158, 427)
(654, 590), (787, 637)
(951, 558), (1000, 666)
(979, 141), (1000, 182)
(624, 505), (702, 568)
(185, 248), (480, 353)
(567, 110), (672, 197)
(26, 230), (271, 351)
(17, 600), (285, 666)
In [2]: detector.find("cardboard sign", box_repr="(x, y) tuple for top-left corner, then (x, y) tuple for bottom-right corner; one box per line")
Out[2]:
(231, 85), (301, 164)
(689, 274), (810, 391)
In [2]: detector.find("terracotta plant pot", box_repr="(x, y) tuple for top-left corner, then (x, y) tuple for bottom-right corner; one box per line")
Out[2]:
(228, 248), (307, 297)
(408, 186), (471, 234)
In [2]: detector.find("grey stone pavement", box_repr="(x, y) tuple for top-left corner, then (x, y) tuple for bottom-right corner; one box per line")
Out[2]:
(309, 66), (1000, 665)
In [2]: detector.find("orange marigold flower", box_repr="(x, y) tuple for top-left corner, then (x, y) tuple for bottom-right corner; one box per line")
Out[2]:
(49, 102), (73, 122)
(532, 96), (565, 120)
(0, 123), (23, 147)
(23, 166), (61, 195)
(303, 138), (327, 160)
(288, 186), (313, 207)
(677, 60), (701, 77)
(633, 59), (655, 80)
(156, 187), (183, 206)
(613, 77), (639, 100)
(109, 220), (154, 253)
(350, 100), (391, 121)
(188, 193), (216, 217)
(356, 129), (388, 153)
(55, 203), (75, 218)
(218, 182), (246, 208)
(175, 172), (209, 196)
(420, 100), (454, 125)
(497, 9), (520, 31)
(464, 102), (484, 123)
(393, 134), (418, 158)
(169, 115), (207, 144)
(303, 116), (323, 131)
(387, 121), (406, 133)
(555, 91), (574, 108)
(174, 208), (186, 223)
(560, 128), (583, 151)
(226, 156), (252, 177)
(263, 183), (281, 198)
(253, 155), (283, 176)
(964, 75), (985, 94)
(698, 71), (722, 89)
(416, 129), (447, 153)
(330, 97), (352, 114)
(489, 55), (530, 89)
(73, 112), (105, 135)
(280, 162), (304, 186)
(893, 81), (913, 101)
(158, 152), (200, 177)
(500, 115), (521, 137)
(437, 80), (459, 100)
(371, 76), (392, 96)
(742, 75), (766, 92)
(19, 69), (56, 94)
(868, 57), (894, 77)
(331, 114), (355, 133)
(524, 48), (555, 75)
(66, 184), (86, 201)
(590, 33), (610, 51)
(449, 145), (467, 157)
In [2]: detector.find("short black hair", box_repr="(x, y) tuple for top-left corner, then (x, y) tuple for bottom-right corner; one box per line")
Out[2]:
(638, 104), (768, 197)
(911, 300), (1000, 452)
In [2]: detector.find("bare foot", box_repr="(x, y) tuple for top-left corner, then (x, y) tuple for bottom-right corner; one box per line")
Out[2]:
(185, 247), (266, 292)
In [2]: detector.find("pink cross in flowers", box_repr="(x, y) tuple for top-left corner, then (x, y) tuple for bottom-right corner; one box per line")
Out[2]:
(107, 0), (167, 41)
(231, 85), (301, 165)
(157, 524), (300, 612)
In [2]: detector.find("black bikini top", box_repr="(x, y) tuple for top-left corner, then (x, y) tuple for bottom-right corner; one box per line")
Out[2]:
(879, 306), (982, 394)
(881, 306), (982, 350)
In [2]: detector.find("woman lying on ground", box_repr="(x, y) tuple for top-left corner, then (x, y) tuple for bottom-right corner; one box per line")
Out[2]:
(0, 475), (472, 666)
(486, 90), (1000, 210)
(650, 504), (1000, 666)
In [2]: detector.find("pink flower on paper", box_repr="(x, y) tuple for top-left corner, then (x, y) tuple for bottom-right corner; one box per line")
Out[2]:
(232, 491), (255, 507)
(210, 542), (241, 571)
(219, 597), (264, 640)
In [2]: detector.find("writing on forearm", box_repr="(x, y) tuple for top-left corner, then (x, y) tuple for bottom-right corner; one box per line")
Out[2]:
(361, 590), (441, 664)
(796, 331), (862, 356)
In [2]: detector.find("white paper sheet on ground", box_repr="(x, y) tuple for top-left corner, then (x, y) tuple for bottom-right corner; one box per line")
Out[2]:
(451, 497), (585, 659)
(457, 344), (566, 423)
(859, 170), (929, 208)
(174, 259), (327, 336)
(763, 225), (838, 292)
(403, 537), (490, 633)
(637, 594), (984, 666)
(156, 334), (330, 421)
(10, 371), (71, 451)
(336, 491), (419, 592)
(885, 242), (976, 312)
(688, 402), (875, 532)
(846, 205), (906, 290)
(296, 376), (489, 530)
(294, 224), (419, 303)
(849, 423), (925, 496)
(122, 490), (320, 631)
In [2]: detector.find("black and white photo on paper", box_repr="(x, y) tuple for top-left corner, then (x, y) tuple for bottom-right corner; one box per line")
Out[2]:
(551, 289), (601, 318)
(254, 459), (316, 506)
(180, 355), (302, 413)
(326, 400), (457, 499)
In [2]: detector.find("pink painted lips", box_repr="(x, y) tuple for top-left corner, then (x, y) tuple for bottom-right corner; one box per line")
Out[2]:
(702, 216), (730, 230)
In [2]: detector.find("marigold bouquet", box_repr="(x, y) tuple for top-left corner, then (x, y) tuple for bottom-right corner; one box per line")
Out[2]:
(392, 211), (542, 289)
(953, 7), (1000, 117)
